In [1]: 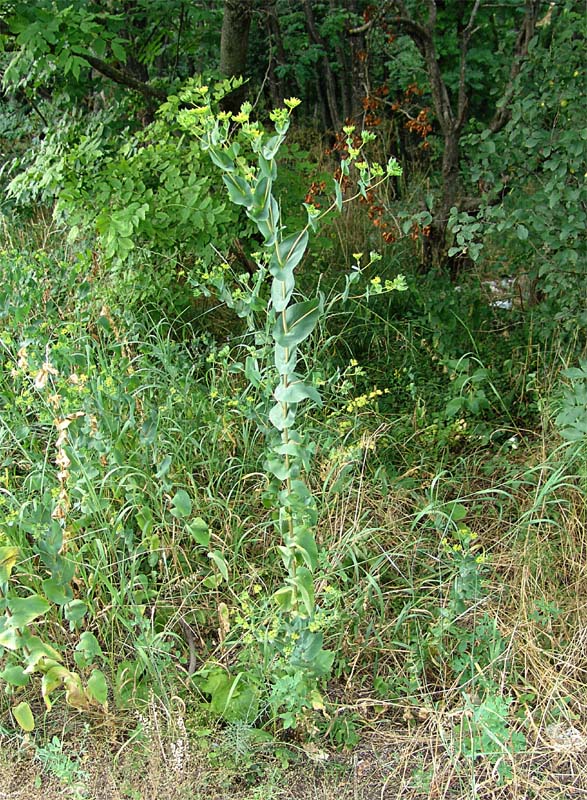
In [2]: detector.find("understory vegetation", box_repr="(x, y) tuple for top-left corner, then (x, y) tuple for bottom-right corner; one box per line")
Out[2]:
(0, 2), (586, 799)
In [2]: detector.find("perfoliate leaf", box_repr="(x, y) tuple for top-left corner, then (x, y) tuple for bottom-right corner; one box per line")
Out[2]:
(262, 134), (283, 160)
(273, 585), (295, 611)
(294, 526), (319, 571)
(269, 402), (297, 431)
(274, 377), (321, 405)
(208, 149), (236, 173)
(274, 344), (298, 375)
(273, 296), (323, 349)
(292, 567), (315, 617)
(251, 176), (271, 220)
(271, 274), (295, 312)
(223, 174), (253, 207)
(269, 231), (309, 277)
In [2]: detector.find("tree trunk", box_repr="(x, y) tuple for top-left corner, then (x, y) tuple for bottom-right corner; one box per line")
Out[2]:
(346, 0), (369, 122)
(425, 128), (461, 270)
(263, 0), (287, 107)
(220, 0), (253, 113)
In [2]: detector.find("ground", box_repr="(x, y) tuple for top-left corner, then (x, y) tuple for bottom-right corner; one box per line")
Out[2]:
(1, 718), (585, 800)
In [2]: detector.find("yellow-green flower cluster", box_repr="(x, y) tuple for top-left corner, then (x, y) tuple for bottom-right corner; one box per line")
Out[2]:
(345, 386), (389, 414)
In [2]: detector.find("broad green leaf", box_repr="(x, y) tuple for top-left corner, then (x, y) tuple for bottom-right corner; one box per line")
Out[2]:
(258, 153), (277, 180)
(18, 631), (62, 666)
(12, 701), (34, 732)
(274, 377), (321, 405)
(516, 224), (529, 240)
(268, 402), (297, 431)
(0, 665), (29, 687)
(207, 550), (229, 582)
(38, 521), (63, 557)
(262, 134), (283, 160)
(8, 595), (50, 628)
(269, 231), (309, 277)
(251, 176), (271, 220)
(271, 274), (295, 312)
(74, 632), (103, 668)
(273, 296), (323, 349)
(87, 669), (108, 706)
(111, 39), (126, 62)
(156, 455), (172, 480)
(265, 456), (293, 481)
(222, 174), (253, 207)
(208, 149), (235, 173)
(256, 196), (279, 244)
(171, 489), (192, 518)
(274, 344), (297, 375)
(292, 567), (315, 617)
(294, 526), (319, 571)
(187, 517), (210, 548)
(64, 600), (87, 626)
(136, 506), (153, 537)
(446, 502), (467, 523)
(42, 577), (73, 605)
(273, 585), (295, 611)
(244, 356), (262, 387)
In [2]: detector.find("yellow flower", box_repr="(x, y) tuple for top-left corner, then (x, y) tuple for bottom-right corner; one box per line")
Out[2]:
(284, 97), (301, 109)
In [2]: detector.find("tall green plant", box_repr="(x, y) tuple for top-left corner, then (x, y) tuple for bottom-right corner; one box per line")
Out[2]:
(178, 90), (404, 726)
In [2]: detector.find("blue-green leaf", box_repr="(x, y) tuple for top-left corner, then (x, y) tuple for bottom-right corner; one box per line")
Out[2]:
(269, 231), (308, 277)
(271, 275), (295, 312)
(334, 180), (343, 212)
(273, 296), (323, 349)
(222, 175), (253, 207)
(274, 377), (321, 405)
(269, 402), (297, 431)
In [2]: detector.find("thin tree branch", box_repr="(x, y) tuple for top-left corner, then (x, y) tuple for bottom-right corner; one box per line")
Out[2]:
(82, 53), (168, 101)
